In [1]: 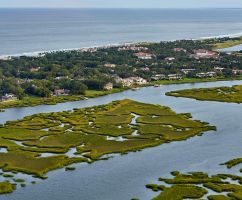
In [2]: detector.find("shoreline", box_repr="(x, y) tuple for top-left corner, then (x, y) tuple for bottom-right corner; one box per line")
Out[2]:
(0, 88), (126, 111)
(0, 77), (242, 111)
(1, 33), (242, 59)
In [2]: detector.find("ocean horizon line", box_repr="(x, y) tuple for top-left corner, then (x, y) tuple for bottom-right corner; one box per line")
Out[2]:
(1, 7), (242, 10)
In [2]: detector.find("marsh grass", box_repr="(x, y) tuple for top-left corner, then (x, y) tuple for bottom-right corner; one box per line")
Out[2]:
(166, 85), (242, 104)
(0, 182), (15, 194)
(0, 99), (214, 195)
(145, 171), (242, 200)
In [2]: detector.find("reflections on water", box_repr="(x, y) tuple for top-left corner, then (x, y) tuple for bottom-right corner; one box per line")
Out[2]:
(1, 80), (242, 200)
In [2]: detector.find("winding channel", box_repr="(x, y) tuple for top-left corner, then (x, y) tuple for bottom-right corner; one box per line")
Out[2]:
(1, 80), (242, 200)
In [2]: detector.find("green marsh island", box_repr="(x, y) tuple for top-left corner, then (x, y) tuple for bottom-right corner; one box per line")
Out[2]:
(166, 85), (242, 103)
(144, 170), (242, 200)
(140, 135), (242, 200)
(0, 99), (215, 194)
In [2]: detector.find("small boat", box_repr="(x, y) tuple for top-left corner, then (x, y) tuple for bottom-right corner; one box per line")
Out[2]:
(83, 97), (89, 100)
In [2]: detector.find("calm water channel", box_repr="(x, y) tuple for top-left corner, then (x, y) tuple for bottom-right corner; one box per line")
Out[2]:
(1, 80), (242, 200)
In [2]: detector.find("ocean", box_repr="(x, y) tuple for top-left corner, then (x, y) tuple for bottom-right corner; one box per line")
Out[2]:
(1, 8), (242, 56)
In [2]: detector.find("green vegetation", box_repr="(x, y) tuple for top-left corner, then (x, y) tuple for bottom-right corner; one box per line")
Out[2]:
(13, 178), (25, 183)
(1, 37), (242, 109)
(65, 166), (76, 171)
(0, 88), (125, 110)
(152, 76), (242, 86)
(213, 36), (242, 49)
(20, 183), (26, 187)
(222, 158), (242, 169)
(145, 171), (242, 200)
(3, 174), (14, 178)
(0, 182), (15, 194)
(166, 85), (242, 103)
(208, 195), (232, 200)
(150, 184), (207, 200)
(0, 99), (214, 194)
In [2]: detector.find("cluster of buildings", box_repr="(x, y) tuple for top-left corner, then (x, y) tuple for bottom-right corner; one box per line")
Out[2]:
(118, 45), (148, 52)
(190, 49), (219, 59)
(181, 68), (218, 78)
(115, 76), (147, 87)
(151, 74), (182, 81)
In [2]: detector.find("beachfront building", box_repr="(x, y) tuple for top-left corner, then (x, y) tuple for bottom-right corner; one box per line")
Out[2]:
(103, 82), (113, 90)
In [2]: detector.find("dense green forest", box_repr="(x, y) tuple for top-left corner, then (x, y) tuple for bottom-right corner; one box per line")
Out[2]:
(0, 37), (241, 99)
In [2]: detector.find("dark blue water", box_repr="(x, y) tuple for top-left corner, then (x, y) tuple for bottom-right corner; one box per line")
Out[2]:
(1, 8), (242, 55)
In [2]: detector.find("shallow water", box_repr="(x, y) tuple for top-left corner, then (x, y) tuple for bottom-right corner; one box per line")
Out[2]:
(1, 80), (242, 200)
